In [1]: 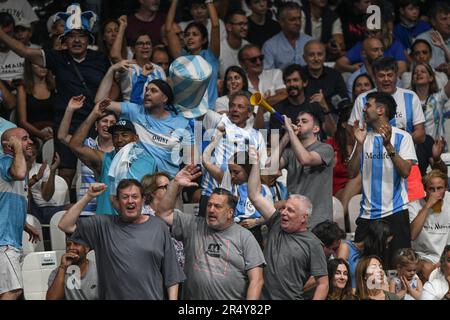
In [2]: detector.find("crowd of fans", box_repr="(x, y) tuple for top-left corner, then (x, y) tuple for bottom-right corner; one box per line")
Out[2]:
(0, 0), (450, 301)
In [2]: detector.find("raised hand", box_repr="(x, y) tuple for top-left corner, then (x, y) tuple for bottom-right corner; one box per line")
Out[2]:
(111, 59), (136, 73)
(60, 252), (78, 268)
(96, 98), (112, 116)
(67, 95), (86, 111)
(378, 123), (392, 146)
(432, 136), (446, 160)
(142, 63), (155, 77)
(174, 164), (202, 188)
(6, 135), (23, 153)
(309, 89), (329, 112)
(118, 15), (127, 29)
(353, 120), (367, 144)
(50, 152), (61, 171)
(430, 30), (445, 50)
(36, 160), (47, 180)
(87, 183), (107, 198)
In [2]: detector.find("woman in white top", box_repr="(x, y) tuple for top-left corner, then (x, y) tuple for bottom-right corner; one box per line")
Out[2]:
(421, 245), (450, 300)
(215, 65), (248, 114)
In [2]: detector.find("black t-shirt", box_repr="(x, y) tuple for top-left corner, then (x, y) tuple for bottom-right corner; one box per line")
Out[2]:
(246, 15), (281, 50)
(269, 98), (310, 133)
(415, 134), (434, 177)
(43, 48), (111, 130)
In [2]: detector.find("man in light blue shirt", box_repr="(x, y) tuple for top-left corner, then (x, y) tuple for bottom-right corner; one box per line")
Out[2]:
(262, 2), (313, 70)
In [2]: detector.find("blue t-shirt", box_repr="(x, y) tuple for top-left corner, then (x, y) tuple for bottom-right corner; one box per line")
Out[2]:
(232, 183), (270, 222)
(394, 21), (431, 50)
(0, 155), (28, 248)
(346, 40), (406, 64)
(42, 48), (111, 129)
(120, 102), (194, 177)
(181, 48), (219, 108)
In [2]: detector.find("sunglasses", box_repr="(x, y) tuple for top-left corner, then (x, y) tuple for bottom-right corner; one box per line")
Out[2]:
(244, 55), (264, 64)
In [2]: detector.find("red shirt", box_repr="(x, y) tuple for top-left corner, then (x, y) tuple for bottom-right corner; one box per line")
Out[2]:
(125, 13), (166, 45)
(326, 138), (349, 195)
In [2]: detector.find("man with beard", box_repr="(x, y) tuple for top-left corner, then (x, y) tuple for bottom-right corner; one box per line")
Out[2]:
(271, 110), (334, 228)
(58, 180), (185, 300)
(156, 165), (266, 300)
(346, 37), (384, 98)
(46, 236), (98, 300)
(269, 63), (334, 137)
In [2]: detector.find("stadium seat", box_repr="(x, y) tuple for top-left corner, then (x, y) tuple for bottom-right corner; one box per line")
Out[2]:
(332, 196), (345, 231)
(22, 251), (58, 300)
(348, 194), (362, 233)
(50, 211), (67, 251)
(41, 138), (54, 165)
(22, 214), (45, 254)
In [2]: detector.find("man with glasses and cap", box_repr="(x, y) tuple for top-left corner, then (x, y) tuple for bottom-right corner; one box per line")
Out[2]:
(0, 4), (111, 191)
(68, 99), (156, 215)
(46, 235), (98, 300)
(238, 43), (287, 129)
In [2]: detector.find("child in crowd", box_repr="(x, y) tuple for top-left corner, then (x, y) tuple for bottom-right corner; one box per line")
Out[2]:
(389, 248), (423, 300)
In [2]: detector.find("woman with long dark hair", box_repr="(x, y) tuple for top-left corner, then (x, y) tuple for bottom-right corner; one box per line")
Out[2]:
(215, 65), (249, 114)
(327, 258), (357, 300)
(337, 220), (393, 288)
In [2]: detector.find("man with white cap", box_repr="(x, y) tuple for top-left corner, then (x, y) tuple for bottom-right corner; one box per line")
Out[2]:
(0, 4), (111, 190)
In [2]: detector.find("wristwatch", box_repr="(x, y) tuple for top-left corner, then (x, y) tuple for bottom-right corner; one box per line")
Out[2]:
(387, 149), (396, 158)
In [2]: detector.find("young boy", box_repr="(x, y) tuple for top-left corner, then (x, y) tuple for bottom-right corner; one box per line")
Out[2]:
(394, 0), (431, 50)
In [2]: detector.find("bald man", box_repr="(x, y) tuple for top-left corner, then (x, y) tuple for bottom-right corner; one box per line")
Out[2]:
(346, 37), (384, 97)
(301, 39), (349, 114)
(0, 128), (40, 300)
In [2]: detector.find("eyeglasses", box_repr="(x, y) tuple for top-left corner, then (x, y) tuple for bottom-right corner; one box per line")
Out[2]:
(135, 41), (152, 47)
(244, 55), (264, 64)
(156, 184), (169, 190)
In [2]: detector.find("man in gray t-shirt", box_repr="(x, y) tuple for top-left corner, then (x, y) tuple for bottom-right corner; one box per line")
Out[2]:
(58, 180), (185, 300)
(46, 236), (98, 300)
(157, 165), (266, 300)
(248, 157), (329, 300)
(277, 111), (334, 228)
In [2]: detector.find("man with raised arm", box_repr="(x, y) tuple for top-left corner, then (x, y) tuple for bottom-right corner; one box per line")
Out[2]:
(156, 164), (266, 300)
(58, 180), (184, 300)
(247, 153), (329, 300)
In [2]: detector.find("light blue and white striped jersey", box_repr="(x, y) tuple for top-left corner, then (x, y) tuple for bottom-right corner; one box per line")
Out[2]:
(359, 127), (417, 219)
(421, 88), (450, 139)
(77, 137), (98, 212)
(349, 87), (425, 134)
(201, 117), (267, 197)
(232, 183), (272, 222)
(118, 63), (166, 101)
(0, 155), (28, 248)
(120, 102), (194, 178)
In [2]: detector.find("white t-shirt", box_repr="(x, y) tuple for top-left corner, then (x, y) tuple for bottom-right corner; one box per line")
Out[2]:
(408, 192), (450, 264)
(0, 0), (38, 24)
(215, 95), (229, 114)
(360, 127), (417, 219)
(219, 38), (249, 78)
(29, 162), (59, 207)
(349, 87), (425, 135)
(0, 50), (24, 81)
(247, 69), (286, 126)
